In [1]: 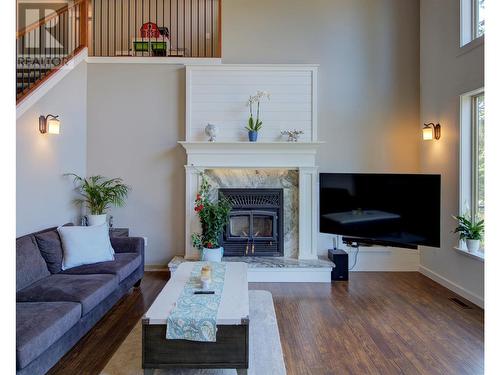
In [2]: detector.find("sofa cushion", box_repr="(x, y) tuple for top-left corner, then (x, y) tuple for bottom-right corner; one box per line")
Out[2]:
(34, 230), (64, 274)
(16, 301), (81, 370)
(16, 274), (118, 315)
(16, 235), (50, 292)
(61, 253), (141, 282)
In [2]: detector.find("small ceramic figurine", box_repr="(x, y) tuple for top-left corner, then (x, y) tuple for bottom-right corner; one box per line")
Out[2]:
(205, 123), (218, 142)
(281, 129), (304, 142)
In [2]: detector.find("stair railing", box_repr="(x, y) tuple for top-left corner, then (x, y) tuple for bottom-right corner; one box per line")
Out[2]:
(16, 0), (88, 104)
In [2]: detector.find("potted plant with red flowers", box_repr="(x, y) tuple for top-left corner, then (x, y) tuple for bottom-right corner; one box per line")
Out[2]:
(191, 175), (232, 262)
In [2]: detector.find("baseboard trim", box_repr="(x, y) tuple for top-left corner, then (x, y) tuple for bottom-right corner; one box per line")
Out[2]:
(145, 265), (169, 272)
(418, 265), (484, 308)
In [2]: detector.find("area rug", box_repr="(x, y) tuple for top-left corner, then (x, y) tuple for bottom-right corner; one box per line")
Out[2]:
(100, 290), (286, 375)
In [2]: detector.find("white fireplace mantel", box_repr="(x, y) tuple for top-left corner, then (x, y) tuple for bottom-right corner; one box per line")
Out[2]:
(180, 64), (321, 262)
(179, 141), (323, 168)
(179, 141), (322, 260)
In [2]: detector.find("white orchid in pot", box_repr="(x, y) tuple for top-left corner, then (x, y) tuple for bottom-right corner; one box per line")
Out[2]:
(245, 90), (270, 142)
(68, 174), (130, 226)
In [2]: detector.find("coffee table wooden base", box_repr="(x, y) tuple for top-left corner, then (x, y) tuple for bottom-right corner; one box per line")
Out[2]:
(142, 318), (249, 373)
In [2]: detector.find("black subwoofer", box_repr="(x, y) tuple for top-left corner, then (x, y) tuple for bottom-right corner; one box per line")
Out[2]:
(328, 249), (349, 281)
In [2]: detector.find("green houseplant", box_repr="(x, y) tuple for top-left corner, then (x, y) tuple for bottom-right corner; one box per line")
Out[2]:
(68, 174), (130, 226)
(191, 175), (232, 262)
(245, 90), (270, 142)
(453, 213), (484, 252)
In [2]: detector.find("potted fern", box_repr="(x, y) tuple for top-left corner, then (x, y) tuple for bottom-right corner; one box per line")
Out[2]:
(191, 175), (232, 262)
(453, 213), (484, 252)
(245, 90), (270, 142)
(68, 174), (130, 226)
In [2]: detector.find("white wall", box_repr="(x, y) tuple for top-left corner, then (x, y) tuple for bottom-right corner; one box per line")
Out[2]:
(419, 0), (484, 306)
(16, 61), (87, 236)
(86, 0), (421, 267)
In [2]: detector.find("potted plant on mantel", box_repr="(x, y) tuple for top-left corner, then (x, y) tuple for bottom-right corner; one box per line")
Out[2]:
(245, 90), (270, 142)
(191, 175), (232, 262)
(453, 213), (484, 252)
(68, 174), (130, 226)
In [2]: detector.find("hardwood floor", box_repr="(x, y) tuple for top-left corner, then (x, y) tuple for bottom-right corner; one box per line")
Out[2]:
(48, 271), (484, 375)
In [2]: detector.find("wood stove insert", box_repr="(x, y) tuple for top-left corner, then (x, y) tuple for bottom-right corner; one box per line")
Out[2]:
(219, 188), (284, 257)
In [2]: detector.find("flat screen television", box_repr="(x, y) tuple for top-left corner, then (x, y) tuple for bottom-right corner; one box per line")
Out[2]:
(320, 173), (441, 249)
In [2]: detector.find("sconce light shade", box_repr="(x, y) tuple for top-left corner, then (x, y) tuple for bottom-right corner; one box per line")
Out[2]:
(422, 122), (441, 141)
(47, 117), (60, 134)
(39, 114), (60, 134)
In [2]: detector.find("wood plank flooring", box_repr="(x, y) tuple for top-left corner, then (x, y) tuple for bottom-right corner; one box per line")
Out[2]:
(48, 271), (484, 375)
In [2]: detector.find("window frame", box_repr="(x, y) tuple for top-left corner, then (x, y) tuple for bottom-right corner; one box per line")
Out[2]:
(471, 93), (484, 221)
(472, 0), (484, 39)
(460, 0), (484, 47)
(459, 88), (485, 230)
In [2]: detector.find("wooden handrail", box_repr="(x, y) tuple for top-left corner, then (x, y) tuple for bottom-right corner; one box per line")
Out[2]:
(16, 0), (84, 39)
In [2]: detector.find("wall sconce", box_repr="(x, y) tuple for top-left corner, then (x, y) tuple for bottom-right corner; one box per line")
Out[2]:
(39, 114), (60, 134)
(422, 122), (441, 140)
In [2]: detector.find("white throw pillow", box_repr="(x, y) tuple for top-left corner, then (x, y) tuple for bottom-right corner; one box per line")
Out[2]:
(58, 224), (115, 270)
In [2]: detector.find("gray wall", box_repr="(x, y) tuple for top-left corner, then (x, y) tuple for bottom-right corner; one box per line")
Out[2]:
(223, 0), (421, 174)
(86, 64), (186, 266)
(86, 0), (421, 266)
(420, 0), (484, 305)
(16, 61), (87, 236)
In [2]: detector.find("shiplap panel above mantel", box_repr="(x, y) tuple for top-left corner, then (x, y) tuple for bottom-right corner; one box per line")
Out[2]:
(186, 65), (318, 142)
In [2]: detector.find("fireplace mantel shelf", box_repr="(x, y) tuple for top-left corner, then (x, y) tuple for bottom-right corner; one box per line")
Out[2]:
(179, 141), (324, 151)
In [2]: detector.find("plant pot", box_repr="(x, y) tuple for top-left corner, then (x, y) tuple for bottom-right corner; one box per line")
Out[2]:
(248, 130), (258, 142)
(87, 214), (107, 226)
(465, 239), (480, 253)
(201, 247), (224, 262)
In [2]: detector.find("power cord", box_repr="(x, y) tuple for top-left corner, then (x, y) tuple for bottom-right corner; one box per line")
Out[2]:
(347, 242), (360, 270)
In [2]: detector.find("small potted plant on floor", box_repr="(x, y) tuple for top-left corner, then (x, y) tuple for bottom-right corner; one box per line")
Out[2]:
(245, 90), (270, 142)
(68, 174), (130, 226)
(191, 175), (232, 262)
(453, 213), (484, 252)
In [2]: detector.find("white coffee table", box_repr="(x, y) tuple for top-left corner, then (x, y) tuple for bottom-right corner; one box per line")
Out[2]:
(142, 262), (250, 374)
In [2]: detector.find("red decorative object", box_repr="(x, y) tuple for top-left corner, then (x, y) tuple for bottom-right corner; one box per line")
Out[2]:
(140, 22), (160, 38)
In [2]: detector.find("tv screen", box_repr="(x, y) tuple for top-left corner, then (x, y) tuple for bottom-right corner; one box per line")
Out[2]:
(320, 173), (441, 248)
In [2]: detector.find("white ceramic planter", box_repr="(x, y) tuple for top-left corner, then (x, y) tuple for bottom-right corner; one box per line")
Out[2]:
(466, 239), (480, 253)
(201, 247), (224, 262)
(87, 214), (107, 226)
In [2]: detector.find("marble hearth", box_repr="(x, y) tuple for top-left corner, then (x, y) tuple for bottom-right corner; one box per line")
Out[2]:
(168, 256), (333, 283)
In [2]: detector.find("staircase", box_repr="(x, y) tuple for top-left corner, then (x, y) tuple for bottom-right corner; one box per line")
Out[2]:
(16, 0), (87, 104)
(16, 64), (56, 98)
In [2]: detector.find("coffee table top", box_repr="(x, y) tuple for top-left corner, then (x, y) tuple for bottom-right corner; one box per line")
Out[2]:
(144, 262), (249, 325)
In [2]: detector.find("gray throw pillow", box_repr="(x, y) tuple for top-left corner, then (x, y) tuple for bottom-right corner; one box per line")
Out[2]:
(34, 230), (64, 274)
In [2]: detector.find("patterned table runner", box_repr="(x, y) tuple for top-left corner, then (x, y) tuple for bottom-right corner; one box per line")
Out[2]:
(166, 262), (226, 342)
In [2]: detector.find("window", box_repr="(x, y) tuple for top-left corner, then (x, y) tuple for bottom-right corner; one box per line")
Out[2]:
(460, 89), (485, 233)
(461, 0), (485, 46)
(473, 0), (485, 39)
(472, 93), (485, 220)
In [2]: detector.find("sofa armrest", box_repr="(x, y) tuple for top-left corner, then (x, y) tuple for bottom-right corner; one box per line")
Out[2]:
(111, 237), (145, 259)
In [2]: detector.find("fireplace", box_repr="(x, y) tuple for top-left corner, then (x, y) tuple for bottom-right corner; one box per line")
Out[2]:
(219, 188), (284, 257)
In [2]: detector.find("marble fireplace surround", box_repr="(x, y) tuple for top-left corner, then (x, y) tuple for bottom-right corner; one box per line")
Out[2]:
(179, 141), (322, 260)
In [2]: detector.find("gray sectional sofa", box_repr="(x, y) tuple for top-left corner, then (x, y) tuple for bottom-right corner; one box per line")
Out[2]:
(16, 224), (145, 375)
